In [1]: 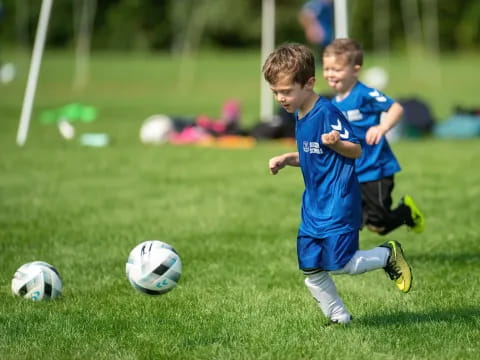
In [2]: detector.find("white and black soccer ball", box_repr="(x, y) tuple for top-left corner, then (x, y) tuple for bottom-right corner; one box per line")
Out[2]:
(11, 261), (63, 301)
(126, 240), (182, 295)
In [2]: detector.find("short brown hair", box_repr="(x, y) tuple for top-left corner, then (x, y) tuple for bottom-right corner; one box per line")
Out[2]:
(262, 43), (315, 86)
(323, 38), (363, 66)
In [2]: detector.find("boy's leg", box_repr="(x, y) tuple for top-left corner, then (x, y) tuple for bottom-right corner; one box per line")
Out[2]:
(333, 243), (412, 293)
(298, 234), (354, 324)
(382, 194), (425, 234)
(331, 247), (389, 275)
(304, 271), (351, 324)
(402, 195), (425, 233)
(361, 177), (412, 235)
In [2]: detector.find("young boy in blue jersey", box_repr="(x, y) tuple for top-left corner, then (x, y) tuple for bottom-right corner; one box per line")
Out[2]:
(263, 43), (413, 325)
(323, 38), (425, 235)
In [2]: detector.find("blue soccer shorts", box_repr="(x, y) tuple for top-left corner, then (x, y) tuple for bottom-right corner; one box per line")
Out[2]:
(297, 230), (359, 272)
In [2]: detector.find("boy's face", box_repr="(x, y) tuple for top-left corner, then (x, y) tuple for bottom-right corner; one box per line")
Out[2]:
(322, 55), (360, 95)
(269, 72), (315, 113)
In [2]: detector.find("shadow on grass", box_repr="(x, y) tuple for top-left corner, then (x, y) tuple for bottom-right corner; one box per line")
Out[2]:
(360, 306), (480, 327)
(408, 253), (480, 265)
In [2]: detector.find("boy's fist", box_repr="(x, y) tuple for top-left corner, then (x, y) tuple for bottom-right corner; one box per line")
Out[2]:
(269, 156), (285, 175)
(321, 130), (340, 145)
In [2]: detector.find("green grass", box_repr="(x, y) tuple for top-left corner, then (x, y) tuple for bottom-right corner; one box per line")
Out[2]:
(1, 50), (480, 359)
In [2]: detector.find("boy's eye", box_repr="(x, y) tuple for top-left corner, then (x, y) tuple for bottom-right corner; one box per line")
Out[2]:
(272, 90), (290, 96)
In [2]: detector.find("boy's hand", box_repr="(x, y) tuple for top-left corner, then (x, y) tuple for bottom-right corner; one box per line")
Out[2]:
(366, 125), (386, 145)
(269, 155), (286, 175)
(321, 130), (340, 145)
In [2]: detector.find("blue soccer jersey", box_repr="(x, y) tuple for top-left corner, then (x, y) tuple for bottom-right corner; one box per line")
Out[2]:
(331, 81), (401, 183)
(295, 97), (362, 239)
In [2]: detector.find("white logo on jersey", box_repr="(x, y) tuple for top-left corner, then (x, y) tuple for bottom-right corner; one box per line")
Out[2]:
(331, 119), (342, 130)
(339, 129), (349, 139)
(303, 141), (309, 153)
(303, 141), (323, 154)
(330, 119), (350, 139)
(346, 109), (363, 121)
(369, 90), (387, 102)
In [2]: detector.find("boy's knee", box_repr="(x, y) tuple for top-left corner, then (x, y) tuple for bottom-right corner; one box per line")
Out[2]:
(305, 271), (329, 287)
(366, 224), (386, 233)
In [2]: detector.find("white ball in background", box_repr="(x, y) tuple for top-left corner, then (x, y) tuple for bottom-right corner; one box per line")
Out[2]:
(11, 261), (63, 301)
(362, 66), (389, 90)
(139, 115), (174, 145)
(0, 63), (16, 84)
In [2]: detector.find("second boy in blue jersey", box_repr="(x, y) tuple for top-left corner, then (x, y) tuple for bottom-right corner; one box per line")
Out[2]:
(323, 38), (425, 236)
(263, 43), (413, 325)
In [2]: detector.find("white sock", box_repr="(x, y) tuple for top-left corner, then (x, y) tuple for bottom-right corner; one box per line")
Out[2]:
(305, 272), (351, 323)
(332, 247), (389, 275)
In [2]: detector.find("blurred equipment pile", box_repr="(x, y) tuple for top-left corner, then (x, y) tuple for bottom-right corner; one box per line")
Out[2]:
(434, 106), (480, 139)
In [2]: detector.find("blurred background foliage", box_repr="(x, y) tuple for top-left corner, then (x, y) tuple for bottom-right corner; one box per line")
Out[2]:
(0, 0), (479, 53)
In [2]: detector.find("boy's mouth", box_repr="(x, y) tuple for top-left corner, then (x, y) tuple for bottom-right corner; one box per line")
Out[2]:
(328, 79), (339, 87)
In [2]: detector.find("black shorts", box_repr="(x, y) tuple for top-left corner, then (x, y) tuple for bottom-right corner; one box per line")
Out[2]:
(360, 176), (395, 228)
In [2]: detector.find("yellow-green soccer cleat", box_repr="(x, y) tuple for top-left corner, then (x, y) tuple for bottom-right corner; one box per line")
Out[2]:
(381, 240), (412, 293)
(403, 195), (425, 233)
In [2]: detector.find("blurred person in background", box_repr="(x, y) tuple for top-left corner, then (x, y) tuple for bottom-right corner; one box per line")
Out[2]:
(298, 0), (334, 59)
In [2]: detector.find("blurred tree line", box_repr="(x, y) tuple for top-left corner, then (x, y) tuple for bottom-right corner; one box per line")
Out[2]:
(0, 0), (479, 53)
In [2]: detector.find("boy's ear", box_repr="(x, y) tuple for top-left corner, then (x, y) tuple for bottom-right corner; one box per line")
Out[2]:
(354, 65), (362, 74)
(306, 76), (316, 89)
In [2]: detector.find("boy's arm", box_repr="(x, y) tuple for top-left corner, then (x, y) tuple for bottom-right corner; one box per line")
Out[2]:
(366, 102), (404, 145)
(269, 152), (300, 175)
(322, 130), (362, 159)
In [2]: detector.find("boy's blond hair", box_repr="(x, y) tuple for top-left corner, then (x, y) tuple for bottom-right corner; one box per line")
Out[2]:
(262, 43), (315, 86)
(323, 38), (363, 66)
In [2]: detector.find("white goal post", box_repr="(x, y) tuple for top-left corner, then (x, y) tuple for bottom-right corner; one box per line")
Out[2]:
(16, 0), (53, 146)
(334, 0), (348, 38)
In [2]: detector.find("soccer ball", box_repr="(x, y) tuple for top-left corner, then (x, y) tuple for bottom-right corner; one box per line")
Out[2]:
(362, 66), (389, 90)
(11, 261), (63, 301)
(126, 240), (182, 295)
(0, 62), (16, 84)
(139, 115), (174, 145)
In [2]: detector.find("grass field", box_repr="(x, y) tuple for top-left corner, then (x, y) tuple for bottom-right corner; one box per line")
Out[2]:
(1, 50), (480, 359)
